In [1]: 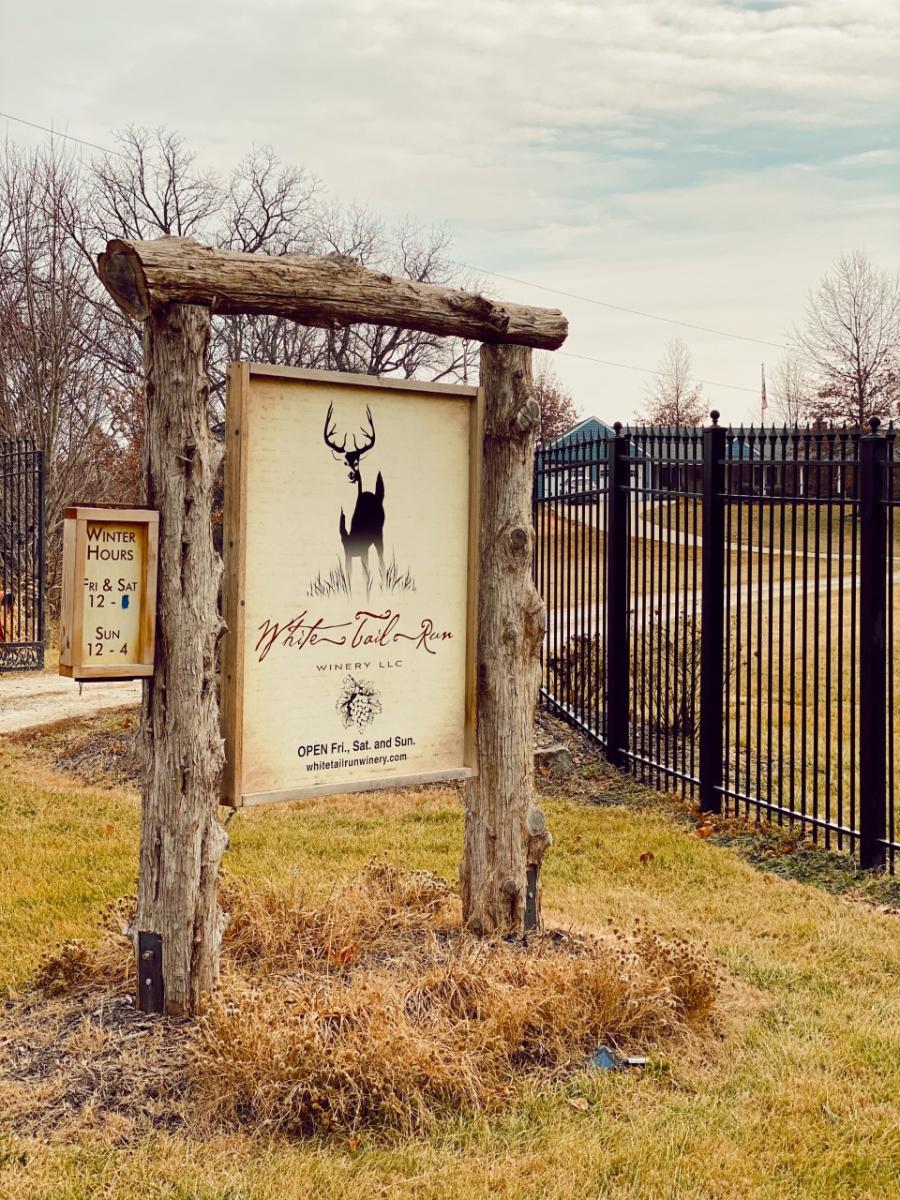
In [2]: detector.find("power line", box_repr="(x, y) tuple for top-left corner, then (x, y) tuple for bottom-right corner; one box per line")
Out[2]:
(1, 109), (788, 354)
(0, 109), (125, 158)
(459, 262), (786, 350)
(559, 349), (758, 394)
(0, 105), (772, 395)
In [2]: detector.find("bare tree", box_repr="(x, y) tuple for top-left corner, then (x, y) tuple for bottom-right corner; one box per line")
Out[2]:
(213, 147), (323, 396)
(794, 249), (900, 427)
(73, 125), (227, 400)
(641, 337), (705, 425)
(220, 145), (318, 255)
(1, 123), (485, 610)
(89, 125), (222, 242)
(83, 129), (478, 404)
(769, 354), (810, 426)
(312, 206), (478, 382)
(0, 141), (122, 605)
(532, 352), (578, 443)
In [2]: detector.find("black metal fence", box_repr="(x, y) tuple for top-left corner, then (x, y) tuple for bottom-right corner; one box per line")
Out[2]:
(534, 416), (899, 873)
(0, 438), (44, 671)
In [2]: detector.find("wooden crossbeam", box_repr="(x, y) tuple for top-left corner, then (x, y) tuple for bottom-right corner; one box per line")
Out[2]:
(99, 237), (568, 350)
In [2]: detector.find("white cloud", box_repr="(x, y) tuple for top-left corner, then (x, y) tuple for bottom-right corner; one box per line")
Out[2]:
(1, 0), (897, 419)
(835, 148), (900, 168)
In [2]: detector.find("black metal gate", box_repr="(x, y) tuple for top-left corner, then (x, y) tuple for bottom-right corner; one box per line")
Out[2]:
(0, 438), (44, 671)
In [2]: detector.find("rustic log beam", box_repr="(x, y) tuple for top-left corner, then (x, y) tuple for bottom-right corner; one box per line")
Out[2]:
(460, 344), (551, 935)
(136, 302), (227, 1016)
(98, 237), (568, 351)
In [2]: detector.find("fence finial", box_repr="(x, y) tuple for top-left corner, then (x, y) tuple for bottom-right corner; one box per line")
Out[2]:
(709, 410), (720, 427)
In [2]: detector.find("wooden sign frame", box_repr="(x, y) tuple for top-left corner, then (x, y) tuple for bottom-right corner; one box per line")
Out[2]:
(59, 505), (159, 681)
(220, 362), (483, 808)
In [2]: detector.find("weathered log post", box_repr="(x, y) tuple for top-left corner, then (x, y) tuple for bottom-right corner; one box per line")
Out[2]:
(461, 344), (551, 935)
(136, 302), (227, 1016)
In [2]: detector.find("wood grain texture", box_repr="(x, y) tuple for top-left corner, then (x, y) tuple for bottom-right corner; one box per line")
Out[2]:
(58, 519), (76, 669)
(238, 362), (480, 396)
(70, 519), (88, 674)
(460, 345), (551, 936)
(63, 505), (160, 522)
(141, 521), (159, 670)
(463, 387), (485, 772)
(98, 237), (568, 351)
(59, 663), (155, 680)
(136, 303), (227, 1016)
(219, 363), (249, 807)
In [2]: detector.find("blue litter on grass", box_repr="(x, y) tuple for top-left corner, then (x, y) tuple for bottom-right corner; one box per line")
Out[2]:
(588, 1047), (650, 1072)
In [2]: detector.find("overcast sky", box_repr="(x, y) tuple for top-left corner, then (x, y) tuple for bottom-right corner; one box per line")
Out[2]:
(2, 0), (898, 423)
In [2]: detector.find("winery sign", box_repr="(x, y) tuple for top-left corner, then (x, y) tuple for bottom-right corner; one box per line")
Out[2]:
(221, 363), (482, 806)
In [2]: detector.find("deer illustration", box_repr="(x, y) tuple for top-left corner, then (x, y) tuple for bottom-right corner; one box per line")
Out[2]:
(323, 402), (385, 590)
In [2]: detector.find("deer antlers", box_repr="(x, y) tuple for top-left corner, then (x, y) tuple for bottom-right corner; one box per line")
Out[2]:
(323, 403), (376, 459)
(355, 405), (376, 454)
(324, 403), (348, 456)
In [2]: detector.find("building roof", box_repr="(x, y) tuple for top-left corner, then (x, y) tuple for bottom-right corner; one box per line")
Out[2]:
(543, 416), (615, 448)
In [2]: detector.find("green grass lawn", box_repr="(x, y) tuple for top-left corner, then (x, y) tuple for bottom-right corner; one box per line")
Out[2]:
(1, 711), (899, 1199)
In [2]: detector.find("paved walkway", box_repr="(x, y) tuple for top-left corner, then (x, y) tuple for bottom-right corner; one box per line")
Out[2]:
(0, 672), (141, 734)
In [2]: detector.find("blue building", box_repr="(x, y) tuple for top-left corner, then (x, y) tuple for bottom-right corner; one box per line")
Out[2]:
(534, 417), (646, 500)
(535, 418), (874, 502)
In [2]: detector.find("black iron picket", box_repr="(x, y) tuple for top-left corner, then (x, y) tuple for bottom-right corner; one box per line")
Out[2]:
(0, 437), (45, 671)
(534, 417), (898, 873)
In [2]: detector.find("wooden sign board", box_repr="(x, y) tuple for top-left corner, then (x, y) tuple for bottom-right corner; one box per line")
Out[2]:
(221, 363), (482, 807)
(59, 506), (159, 681)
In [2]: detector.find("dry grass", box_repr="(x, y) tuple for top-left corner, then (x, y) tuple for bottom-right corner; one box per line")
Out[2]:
(652, 494), (900, 554)
(0, 994), (192, 1143)
(2, 713), (899, 1198)
(538, 497), (900, 839)
(7, 708), (141, 788)
(6, 864), (716, 1140)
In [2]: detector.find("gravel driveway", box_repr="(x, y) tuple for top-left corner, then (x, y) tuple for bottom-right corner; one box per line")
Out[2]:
(0, 672), (141, 733)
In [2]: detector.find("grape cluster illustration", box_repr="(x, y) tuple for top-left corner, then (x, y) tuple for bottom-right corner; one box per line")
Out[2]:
(336, 674), (383, 732)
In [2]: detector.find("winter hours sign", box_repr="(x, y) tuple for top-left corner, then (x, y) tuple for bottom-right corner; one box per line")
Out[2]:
(221, 364), (482, 806)
(59, 506), (159, 682)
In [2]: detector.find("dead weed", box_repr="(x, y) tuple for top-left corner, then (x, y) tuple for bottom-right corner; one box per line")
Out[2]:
(2, 864), (718, 1139)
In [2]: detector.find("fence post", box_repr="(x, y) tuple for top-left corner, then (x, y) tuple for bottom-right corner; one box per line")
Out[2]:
(37, 446), (45, 653)
(859, 417), (887, 871)
(699, 412), (726, 813)
(605, 423), (629, 767)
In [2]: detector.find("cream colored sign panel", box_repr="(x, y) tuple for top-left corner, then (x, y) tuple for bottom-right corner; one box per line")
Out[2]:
(81, 521), (144, 665)
(59, 506), (158, 682)
(224, 366), (480, 805)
